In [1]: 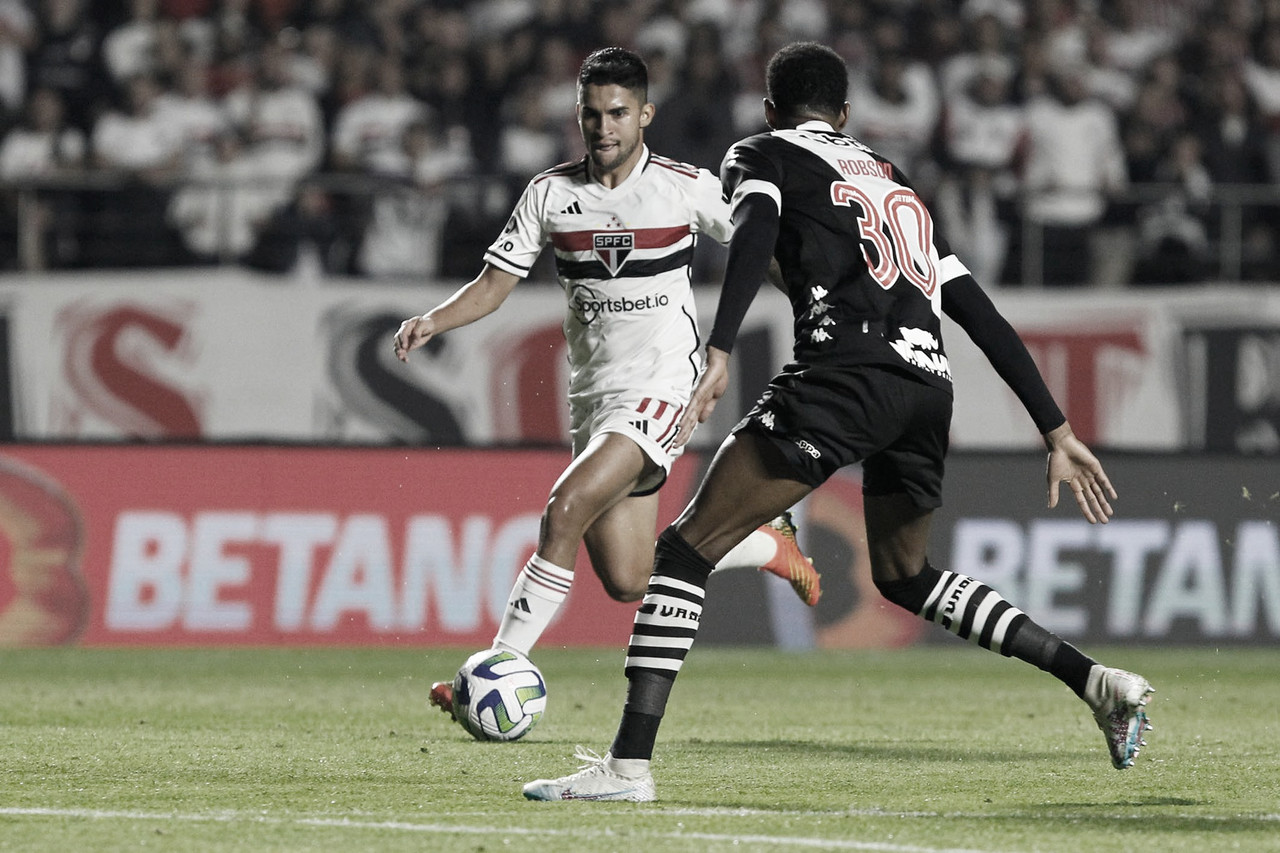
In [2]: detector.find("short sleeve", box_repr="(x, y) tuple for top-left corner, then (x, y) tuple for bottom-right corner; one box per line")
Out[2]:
(483, 179), (547, 278)
(720, 137), (783, 218)
(691, 167), (734, 245)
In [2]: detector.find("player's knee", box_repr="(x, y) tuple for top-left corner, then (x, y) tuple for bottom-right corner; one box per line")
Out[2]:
(541, 491), (591, 541)
(596, 562), (651, 602)
(874, 559), (942, 613)
(599, 574), (646, 603)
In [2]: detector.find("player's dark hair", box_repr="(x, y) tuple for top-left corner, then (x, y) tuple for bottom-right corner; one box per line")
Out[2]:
(766, 42), (848, 117)
(578, 47), (649, 101)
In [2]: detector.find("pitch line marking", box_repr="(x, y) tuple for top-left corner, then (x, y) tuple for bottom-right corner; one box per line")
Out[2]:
(0, 806), (997, 853)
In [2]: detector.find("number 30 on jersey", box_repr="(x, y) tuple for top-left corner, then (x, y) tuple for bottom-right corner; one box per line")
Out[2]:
(830, 181), (937, 297)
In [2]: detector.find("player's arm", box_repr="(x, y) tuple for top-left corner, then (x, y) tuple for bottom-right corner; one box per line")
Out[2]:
(674, 191), (780, 447)
(393, 264), (520, 361)
(942, 273), (1116, 522)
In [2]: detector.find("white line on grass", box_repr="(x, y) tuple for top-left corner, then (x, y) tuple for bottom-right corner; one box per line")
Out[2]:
(5, 805), (1278, 851)
(0, 806), (995, 852)
(661, 806), (1280, 824)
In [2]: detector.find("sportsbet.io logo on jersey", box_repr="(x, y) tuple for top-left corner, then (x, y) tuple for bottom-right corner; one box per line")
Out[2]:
(592, 232), (634, 276)
(571, 284), (670, 323)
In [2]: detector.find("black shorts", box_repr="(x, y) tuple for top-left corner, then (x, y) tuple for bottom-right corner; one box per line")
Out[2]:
(732, 363), (952, 508)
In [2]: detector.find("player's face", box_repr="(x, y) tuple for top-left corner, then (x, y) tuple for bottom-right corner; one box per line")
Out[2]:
(577, 83), (653, 180)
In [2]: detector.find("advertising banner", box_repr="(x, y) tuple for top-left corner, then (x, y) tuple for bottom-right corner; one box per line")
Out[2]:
(701, 456), (1280, 649)
(1, 271), (1279, 451)
(0, 270), (793, 450)
(3, 445), (1274, 648)
(928, 454), (1280, 645)
(0, 444), (701, 648)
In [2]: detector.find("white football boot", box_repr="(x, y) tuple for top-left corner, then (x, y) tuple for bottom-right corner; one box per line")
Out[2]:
(1084, 666), (1154, 769)
(523, 748), (655, 802)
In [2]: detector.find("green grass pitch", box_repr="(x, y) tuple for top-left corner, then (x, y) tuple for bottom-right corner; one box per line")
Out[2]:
(1, 645), (1276, 852)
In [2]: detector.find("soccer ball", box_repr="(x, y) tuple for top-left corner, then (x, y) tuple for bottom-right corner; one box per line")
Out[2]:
(452, 648), (547, 742)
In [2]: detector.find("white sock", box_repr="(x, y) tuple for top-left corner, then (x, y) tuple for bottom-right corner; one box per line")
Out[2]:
(713, 528), (778, 572)
(606, 754), (651, 778)
(492, 554), (573, 655)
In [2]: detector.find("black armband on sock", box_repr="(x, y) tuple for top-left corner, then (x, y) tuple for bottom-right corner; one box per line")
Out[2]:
(654, 526), (716, 586)
(874, 561), (945, 614)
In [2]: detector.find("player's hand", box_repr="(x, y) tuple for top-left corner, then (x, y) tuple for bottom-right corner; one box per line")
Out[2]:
(674, 346), (730, 449)
(1044, 422), (1116, 523)
(393, 315), (435, 362)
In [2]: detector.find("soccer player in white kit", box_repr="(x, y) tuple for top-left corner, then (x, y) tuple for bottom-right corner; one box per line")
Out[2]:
(393, 48), (821, 717)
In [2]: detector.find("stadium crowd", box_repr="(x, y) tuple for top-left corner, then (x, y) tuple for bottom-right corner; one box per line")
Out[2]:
(1, 0), (1279, 285)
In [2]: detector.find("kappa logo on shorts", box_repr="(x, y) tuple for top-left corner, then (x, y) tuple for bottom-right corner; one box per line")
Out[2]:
(795, 439), (822, 459)
(592, 232), (634, 276)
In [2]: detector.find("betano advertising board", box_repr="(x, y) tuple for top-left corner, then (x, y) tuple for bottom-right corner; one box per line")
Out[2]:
(0, 445), (1274, 648)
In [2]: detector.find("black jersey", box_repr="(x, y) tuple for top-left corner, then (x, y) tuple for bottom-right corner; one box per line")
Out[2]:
(719, 121), (970, 393)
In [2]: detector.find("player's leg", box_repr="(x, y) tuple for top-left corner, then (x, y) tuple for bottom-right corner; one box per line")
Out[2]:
(718, 510), (822, 606)
(494, 431), (652, 655)
(581, 473), (820, 611)
(523, 432), (812, 800)
(582, 489), (662, 602)
(432, 432), (649, 718)
(864, 491), (1153, 769)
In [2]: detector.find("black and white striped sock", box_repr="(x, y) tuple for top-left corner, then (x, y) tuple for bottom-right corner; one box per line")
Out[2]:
(611, 526), (713, 760)
(876, 562), (1095, 695)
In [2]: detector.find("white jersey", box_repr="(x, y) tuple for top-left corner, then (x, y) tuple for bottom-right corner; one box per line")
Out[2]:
(484, 146), (732, 408)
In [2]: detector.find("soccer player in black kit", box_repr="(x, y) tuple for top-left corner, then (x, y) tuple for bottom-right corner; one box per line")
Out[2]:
(523, 42), (1154, 802)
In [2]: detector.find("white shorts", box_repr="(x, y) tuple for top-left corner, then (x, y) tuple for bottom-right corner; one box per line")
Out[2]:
(570, 394), (688, 496)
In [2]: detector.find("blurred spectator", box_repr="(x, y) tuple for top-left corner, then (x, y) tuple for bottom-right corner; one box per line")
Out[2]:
(423, 51), (497, 173)
(1079, 16), (1139, 111)
(1197, 69), (1270, 184)
(1097, 0), (1179, 77)
(0, 87), (85, 176)
(1243, 23), (1280, 182)
(1014, 64), (1128, 286)
(1133, 131), (1213, 284)
(167, 128), (277, 262)
(289, 22), (338, 97)
(156, 57), (231, 170)
(1029, 0), (1089, 69)
(357, 119), (473, 278)
(27, 0), (110, 133)
(1195, 68), (1278, 281)
(0, 87), (85, 268)
(330, 54), (427, 173)
(0, 0), (36, 119)
(224, 37), (325, 211)
(91, 73), (183, 176)
(497, 82), (561, 181)
(962, 0), (1025, 32)
(936, 65), (1025, 287)
(847, 49), (940, 181)
(102, 0), (166, 84)
(939, 12), (1016, 99)
(245, 179), (344, 277)
(643, 24), (740, 171)
(87, 72), (188, 265)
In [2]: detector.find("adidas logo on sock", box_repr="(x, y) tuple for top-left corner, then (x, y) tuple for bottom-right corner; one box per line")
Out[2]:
(559, 201), (583, 215)
(511, 597), (532, 614)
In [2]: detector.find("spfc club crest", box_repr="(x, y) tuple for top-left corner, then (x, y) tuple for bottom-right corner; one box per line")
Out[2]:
(592, 232), (634, 276)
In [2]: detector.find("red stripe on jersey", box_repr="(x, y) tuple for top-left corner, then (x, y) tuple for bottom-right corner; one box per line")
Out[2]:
(550, 225), (691, 252)
(533, 159), (587, 184)
(639, 397), (652, 412)
(649, 156), (700, 179)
